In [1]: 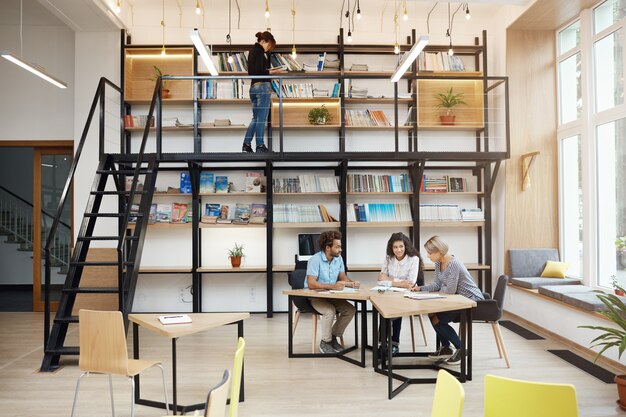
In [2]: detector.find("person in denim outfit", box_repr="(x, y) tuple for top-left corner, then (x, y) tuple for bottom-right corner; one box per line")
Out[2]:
(243, 31), (283, 153)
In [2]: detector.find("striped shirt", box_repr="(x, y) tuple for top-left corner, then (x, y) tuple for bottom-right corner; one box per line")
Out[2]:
(380, 255), (422, 285)
(421, 256), (484, 301)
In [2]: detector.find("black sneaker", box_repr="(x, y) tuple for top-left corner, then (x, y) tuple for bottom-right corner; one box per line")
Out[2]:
(428, 346), (454, 360)
(320, 340), (337, 354)
(331, 337), (344, 352)
(256, 144), (270, 153)
(242, 143), (253, 153)
(445, 348), (464, 365)
(391, 345), (400, 356)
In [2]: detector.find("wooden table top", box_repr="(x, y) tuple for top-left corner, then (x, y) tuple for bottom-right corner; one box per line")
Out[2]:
(369, 293), (476, 319)
(128, 312), (250, 339)
(282, 288), (372, 301)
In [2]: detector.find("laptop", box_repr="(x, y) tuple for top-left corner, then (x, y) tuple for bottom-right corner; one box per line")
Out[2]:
(297, 233), (321, 262)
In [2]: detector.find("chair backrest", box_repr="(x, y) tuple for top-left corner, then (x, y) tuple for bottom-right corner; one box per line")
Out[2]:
(287, 269), (318, 314)
(228, 337), (245, 417)
(484, 374), (578, 417)
(509, 248), (559, 277)
(204, 370), (231, 417)
(492, 274), (509, 310)
(78, 309), (129, 375)
(431, 370), (465, 417)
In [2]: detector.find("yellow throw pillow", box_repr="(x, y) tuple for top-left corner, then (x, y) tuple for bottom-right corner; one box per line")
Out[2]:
(540, 260), (570, 278)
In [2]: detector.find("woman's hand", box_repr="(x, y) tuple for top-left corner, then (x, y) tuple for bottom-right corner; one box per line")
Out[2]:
(269, 68), (285, 74)
(411, 285), (421, 292)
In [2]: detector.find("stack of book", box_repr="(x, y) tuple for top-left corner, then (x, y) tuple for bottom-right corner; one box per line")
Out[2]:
(270, 53), (303, 71)
(270, 82), (316, 98)
(198, 79), (249, 99)
(347, 173), (412, 193)
(150, 203), (193, 223)
(201, 203), (268, 225)
(344, 109), (391, 127)
(461, 208), (484, 221)
(417, 52), (466, 72)
(350, 63), (369, 71)
(312, 88), (329, 97)
(419, 204), (462, 221)
(421, 175), (468, 193)
(273, 204), (337, 222)
(216, 52), (248, 72)
(124, 114), (154, 128)
(349, 85), (368, 98)
(346, 203), (412, 222)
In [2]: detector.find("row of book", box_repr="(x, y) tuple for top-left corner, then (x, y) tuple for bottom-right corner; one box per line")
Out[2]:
(273, 204), (337, 223)
(347, 174), (413, 193)
(181, 172), (263, 194)
(216, 52), (248, 72)
(270, 53), (304, 71)
(272, 176), (339, 193)
(344, 109), (391, 127)
(421, 175), (468, 193)
(124, 114), (154, 128)
(202, 203), (267, 225)
(129, 203), (193, 224)
(197, 79), (249, 100)
(417, 52), (466, 72)
(346, 203), (412, 222)
(419, 204), (484, 221)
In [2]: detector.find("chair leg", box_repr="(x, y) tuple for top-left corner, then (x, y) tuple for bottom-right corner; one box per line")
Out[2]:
(129, 376), (135, 417)
(490, 322), (503, 358)
(156, 363), (170, 415)
(312, 314), (318, 353)
(108, 374), (116, 417)
(409, 316), (416, 352)
(494, 322), (511, 368)
(418, 315), (428, 346)
(292, 304), (301, 334)
(70, 371), (89, 417)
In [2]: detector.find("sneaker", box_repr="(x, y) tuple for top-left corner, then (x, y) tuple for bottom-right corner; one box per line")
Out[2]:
(331, 337), (344, 352)
(445, 348), (464, 365)
(320, 340), (337, 354)
(256, 144), (270, 153)
(391, 345), (400, 356)
(242, 143), (253, 153)
(428, 346), (454, 360)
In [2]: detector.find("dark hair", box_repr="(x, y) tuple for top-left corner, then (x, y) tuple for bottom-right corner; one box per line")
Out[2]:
(386, 232), (420, 258)
(255, 31), (276, 51)
(319, 230), (342, 251)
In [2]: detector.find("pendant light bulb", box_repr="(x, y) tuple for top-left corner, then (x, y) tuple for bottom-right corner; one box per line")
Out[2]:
(347, 31), (353, 43)
(228, 55), (234, 64)
(265, 0), (270, 18)
(403, 9), (408, 21)
(161, 47), (166, 56)
(291, 46), (297, 59)
(465, 5), (471, 20)
(115, 0), (121, 14)
(448, 43), (454, 56)
(195, 0), (201, 15)
(394, 43), (400, 54)
(356, 9), (362, 19)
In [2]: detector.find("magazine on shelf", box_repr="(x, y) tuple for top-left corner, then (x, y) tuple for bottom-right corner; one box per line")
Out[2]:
(200, 172), (215, 193)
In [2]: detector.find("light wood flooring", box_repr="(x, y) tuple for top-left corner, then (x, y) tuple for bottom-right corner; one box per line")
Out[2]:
(0, 312), (623, 417)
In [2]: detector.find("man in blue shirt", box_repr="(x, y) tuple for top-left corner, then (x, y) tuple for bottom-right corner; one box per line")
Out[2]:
(306, 231), (359, 354)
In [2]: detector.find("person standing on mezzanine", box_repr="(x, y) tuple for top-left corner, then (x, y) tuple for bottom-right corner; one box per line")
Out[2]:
(305, 230), (360, 354)
(242, 31), (283, 153)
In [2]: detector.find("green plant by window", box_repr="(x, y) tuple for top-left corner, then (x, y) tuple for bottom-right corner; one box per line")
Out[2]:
(308, 105), (332, 125)
(151, 65), (170, 90)
(435, 87), (467, 115)
(227, 243), (245, 258)
(615, 236), (626, 251)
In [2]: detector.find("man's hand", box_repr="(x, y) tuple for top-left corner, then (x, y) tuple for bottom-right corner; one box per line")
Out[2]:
(348, 280), (361, 289)
(333, 281), (346, 290)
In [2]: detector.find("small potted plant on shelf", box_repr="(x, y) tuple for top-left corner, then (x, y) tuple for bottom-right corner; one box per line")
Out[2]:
(616, 236), (626, 270)
(151, 65), (170, 99)
(612, 276), (626, 296)
(435, 87), (467, 126)
(578, 285), (626, 409)
(308, 105), (332, 125)
(227, 243), (245, 268)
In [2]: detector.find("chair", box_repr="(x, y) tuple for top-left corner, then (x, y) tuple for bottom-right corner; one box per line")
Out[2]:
(70, 309), (169, 417)
(431, 370), (465, 417)
(180, 370), (230, 417)
(409, 314), (428, 349)
(228, 337), (245, 417)
(472, 274), (510, 367)
(287, 268), (343, 353)
(484, 374), (578, 417)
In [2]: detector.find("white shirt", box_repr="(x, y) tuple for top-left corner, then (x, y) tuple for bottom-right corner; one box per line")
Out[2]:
(380, 255), (420, 285)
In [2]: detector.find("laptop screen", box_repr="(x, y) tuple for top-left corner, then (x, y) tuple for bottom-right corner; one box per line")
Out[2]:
(297, 233), (321, 261)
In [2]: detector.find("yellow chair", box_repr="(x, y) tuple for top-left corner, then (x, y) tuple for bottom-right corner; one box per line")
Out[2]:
(431, 370), (465, 417)
(202, 370), (231, 417)
(70, 309), (169, 417)
(484, 374), (578, 417)
(229, 337), (245, 417)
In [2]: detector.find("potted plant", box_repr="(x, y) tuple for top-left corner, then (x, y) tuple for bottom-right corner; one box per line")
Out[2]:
(308, 105), (332, 125)
(151, 65), (170, 98)
(435, 87), (467, 125)
(579, 285), (626, 409)
(612, 275), (625, 296)
(227, 243), (245, 268)
(616, 236), (626, 270)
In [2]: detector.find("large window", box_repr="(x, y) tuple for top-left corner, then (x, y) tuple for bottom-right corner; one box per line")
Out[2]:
(594, 31), (623, 112)
(560, 135), (583, 278)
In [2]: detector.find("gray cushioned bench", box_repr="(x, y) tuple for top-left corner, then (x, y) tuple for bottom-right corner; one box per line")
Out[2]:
(509, 248), (581, 289)
(538, 285), (625, 312)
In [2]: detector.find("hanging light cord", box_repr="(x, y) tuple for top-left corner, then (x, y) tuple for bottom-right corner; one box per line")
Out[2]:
(234, 0), (240, 29)
(20, 0), (23, 56)
(449, 3), (464, 35)
(291, 0), (296, 49)
(426, 1), (438, 34)
(161, 0), (165, 51)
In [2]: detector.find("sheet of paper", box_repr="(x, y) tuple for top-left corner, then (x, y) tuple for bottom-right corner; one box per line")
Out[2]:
(404, 293), (446, 300)
(158, 314), (193, 325)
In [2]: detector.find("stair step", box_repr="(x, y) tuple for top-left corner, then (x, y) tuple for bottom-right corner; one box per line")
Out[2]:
(90, 190), (149, 195)
(96, 169), (153, 175)
(45, 346), (79, 356)
(70, 261), (133, 267)
(62, 287), (120, 294)
(54, 316), (79, 324)
(84, 213), (144, 218)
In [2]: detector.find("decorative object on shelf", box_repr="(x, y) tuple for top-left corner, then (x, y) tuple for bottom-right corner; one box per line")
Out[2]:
(435, 87), (466, 125)
(228, 243), (245, 267)
(151, 65), (170, 98)
(308, 105), (332, 125)
(521, 151), (540, 191)
(578, 282), (626, 408)
(612, 275), (625, 296)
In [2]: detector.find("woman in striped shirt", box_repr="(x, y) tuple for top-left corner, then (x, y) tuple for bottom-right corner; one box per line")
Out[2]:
(412, 235), (484, 365)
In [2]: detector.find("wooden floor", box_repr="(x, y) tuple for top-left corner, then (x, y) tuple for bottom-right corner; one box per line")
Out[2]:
(0, 312), (622, 417)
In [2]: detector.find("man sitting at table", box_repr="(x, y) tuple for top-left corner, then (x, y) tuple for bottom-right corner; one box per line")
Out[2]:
(305, 230), (360, 354)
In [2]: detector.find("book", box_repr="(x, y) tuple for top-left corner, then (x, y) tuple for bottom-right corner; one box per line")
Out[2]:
(158, 314), (192, 325)
(250, 203), (267, 224)
(200, 172), (215, 193)
(215, 175), (229, 193)
(219, 205), (230, 220)
(180, 172), (192, 194)
(171, 203), (189, 223)
(246, 172), (262, 193)
(216, 217), (233, 224)
(204, 203), (221, 216)
(149, 203), (157, 224)
(156, 204), (171, 222)
(317, 52), (326, 71)
(331, 82), (340, 98)
(128, 203), (140, 223)
(448, 177), (467, 192)
(235, 203), (251, 221)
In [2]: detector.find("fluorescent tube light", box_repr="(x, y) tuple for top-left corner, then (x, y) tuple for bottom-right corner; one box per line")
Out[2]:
(1, 51), (67, 89)
(190, 30), (219, 76)
(390, 35), (429, 83)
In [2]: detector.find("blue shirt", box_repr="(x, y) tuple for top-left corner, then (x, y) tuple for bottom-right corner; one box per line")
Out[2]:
(304, 251), (345, 288)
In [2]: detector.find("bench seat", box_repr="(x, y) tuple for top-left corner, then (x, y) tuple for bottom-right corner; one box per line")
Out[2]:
(537, 284), (626, 312)
(510, 277), (581, 289)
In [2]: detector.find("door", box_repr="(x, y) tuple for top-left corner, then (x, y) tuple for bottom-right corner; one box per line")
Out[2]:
(33, 147), (73, 312)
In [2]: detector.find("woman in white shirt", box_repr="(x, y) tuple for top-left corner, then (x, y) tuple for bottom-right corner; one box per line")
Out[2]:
(378, 232), (424, 355)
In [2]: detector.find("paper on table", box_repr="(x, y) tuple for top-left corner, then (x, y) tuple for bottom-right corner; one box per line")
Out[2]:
(370, 286), (408, 292)
(404, 293), (446, 300)
(329, 287), (360, 293)
(158, 314), (193, 325)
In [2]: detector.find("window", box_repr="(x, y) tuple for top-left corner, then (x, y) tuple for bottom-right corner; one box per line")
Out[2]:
(559, 20), (581, 53)
(594, 30), (624, 112)
(594, 0), (626, 34)
(558, 53), (582, 124)
(560, 135), (583, 278)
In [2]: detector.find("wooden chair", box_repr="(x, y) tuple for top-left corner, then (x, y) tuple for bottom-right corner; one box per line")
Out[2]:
(228, 337), (245, 417)
(484, 374), (578, 417)
(431, 370), (465, 417)
(473, 275), (510, 367)
(410, 314), (428, 349)
(70, 309), (169, 417)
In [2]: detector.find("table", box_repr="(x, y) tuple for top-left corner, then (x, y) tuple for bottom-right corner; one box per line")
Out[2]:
(369, 293), (476, 399)
(128, 312), (250, 415)
(282, 288), (370, 367)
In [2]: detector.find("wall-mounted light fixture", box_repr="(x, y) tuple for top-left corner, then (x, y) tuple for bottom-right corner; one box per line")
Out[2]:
(390, 35), (429, 82)
(190, 29), (219, 76)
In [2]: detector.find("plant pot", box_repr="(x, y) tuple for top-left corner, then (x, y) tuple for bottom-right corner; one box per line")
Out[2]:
(439, 115), (456, 125)
(314, 116), (327, 125)
(162, 89), (170, 99)
(616, 289), (626, 296)
(230, 256), (242, 268)
(616, 375), (626, 410)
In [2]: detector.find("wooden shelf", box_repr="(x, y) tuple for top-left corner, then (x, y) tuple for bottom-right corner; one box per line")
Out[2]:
(344, 71), (394, 76)
(270, 98), (341, 127)
(125, 98), (250, 105)
(271, 124), (341, 130)
(125, 99), (193, 105)
(198, 265), (267, 273)
(348, 192), (413, 195)
(273, 222), (341, 229)
(345, 125), (412, 131)
(125, 125), (247, 132)
(128, 222), (192, 229)
(200, 192), (266, 197)
(344, 98), (413, 104)
(154, 192), (192, 196)
(346, 263), (490, 272)
(420, 191), (484, 196)
(198, 99), (249, 104)
(347, 221), (414, 228)
(139, 267), (193, 274)
(420, 220), (485, 227)
(417, 125), (485, 131)
(199, 223), (266, 228)
(274, 192), (340, 196)
(417, 71), (483, 78)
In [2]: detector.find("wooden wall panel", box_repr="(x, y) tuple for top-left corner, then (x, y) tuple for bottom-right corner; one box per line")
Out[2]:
(72, 248), (118, 314)
(504, 30), (559, 274)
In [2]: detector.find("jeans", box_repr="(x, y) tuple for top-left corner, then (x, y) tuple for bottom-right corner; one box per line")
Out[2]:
(379, 318), (402, 344)
(243, 82), (271, 147)
(431, 310), (462, 349)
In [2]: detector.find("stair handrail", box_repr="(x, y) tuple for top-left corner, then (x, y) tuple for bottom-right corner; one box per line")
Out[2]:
(0, 185), (71, 230)
(43, 77), (123, 348)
